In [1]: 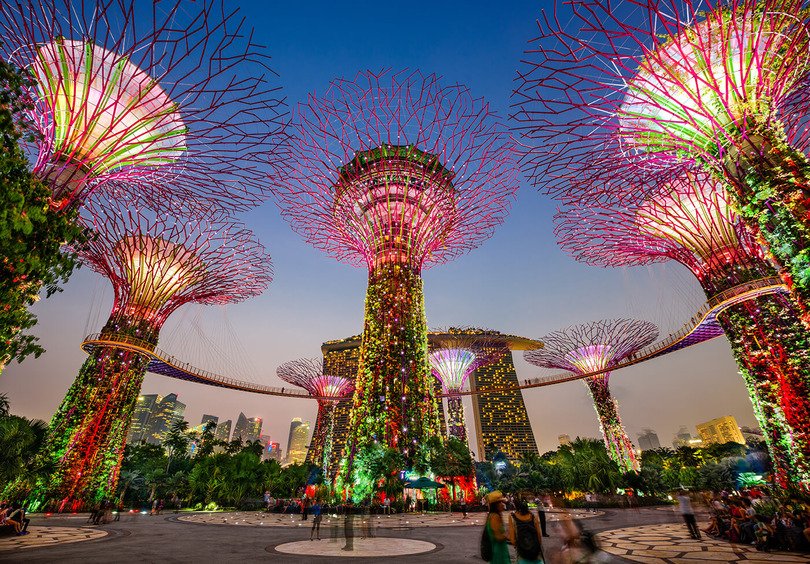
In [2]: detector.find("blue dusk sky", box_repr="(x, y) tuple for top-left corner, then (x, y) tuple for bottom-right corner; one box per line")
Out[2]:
(1, 1), (759, 456)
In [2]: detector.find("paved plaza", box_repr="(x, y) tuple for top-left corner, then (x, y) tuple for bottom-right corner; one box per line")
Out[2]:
(1, 508), (807, 563)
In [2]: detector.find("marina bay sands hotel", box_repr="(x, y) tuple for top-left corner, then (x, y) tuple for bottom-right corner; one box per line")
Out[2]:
(315, 328), (540, 467)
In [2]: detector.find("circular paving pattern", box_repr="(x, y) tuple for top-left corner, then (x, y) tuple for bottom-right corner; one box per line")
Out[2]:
(598, 523), (810, 563)
(0, 526), (108, 552)
(273, 537), (436, 558)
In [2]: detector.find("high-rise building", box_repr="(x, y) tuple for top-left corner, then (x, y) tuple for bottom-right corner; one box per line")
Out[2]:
(233, 412), (262, 444)
(214, 419), (232, 443)
(558, 434), (572, 447)
(145, 393), (186, 444)
(127, 394), (159, 444)
(286, 418), (310, 465)
(696, 416), (746, 446)
(637, 428), (661, 451)
(470, 338), (541, 462)
(672, 425), (693, 448)
(126, 393), (185, 445)
(201, 414), (218, 427)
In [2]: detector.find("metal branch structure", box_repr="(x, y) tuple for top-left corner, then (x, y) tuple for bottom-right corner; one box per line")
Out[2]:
(269, 69), (517, 498)
(0, 0), (287, 211)
(556, 170), (810, 486)
(526, 320), (658, 473)
(277, 358), (354, 475)
(36, 196), (271, 511)
(429, 334), (506, 443)
(512, 0), (810, 325)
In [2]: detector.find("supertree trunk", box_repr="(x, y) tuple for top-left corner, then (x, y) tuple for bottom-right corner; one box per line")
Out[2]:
(720, 126), (810, 325)
(446, 395), (467, 443)
(343, 262), (440, 480)
(322, 404), (338, 477)
(584, 375), (639, 474)
(35, 311), (158, 511)
(307, 402), (330, 469)
(717, 294), (810, 486)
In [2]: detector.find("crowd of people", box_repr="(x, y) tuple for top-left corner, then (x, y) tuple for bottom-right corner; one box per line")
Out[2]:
(702, 489), (810, 553)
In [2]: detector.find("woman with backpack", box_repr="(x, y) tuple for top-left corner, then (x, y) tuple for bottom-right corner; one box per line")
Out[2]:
(510, 500), (544, 564)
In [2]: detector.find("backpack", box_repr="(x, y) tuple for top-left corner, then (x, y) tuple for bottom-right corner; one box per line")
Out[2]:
(512, 513), (542, 560)
(480, 522), (493, 561)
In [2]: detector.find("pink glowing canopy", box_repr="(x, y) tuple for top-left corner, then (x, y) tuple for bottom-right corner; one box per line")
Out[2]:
(0, 0), (287, 211)
(525, 319), (658, 376)
(276, 358), (354, 401)
(269, 69), (518, 270)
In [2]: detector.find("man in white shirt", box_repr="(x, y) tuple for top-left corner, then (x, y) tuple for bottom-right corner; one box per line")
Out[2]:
(678, 490), (701, 540)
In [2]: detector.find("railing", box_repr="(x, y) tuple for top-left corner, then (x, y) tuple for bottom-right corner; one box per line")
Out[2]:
(81, 276), (788, 399)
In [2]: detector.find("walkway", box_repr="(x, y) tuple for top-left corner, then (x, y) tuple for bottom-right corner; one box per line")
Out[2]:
(0, 525), (107, 552)
(598, 522), (810, 563)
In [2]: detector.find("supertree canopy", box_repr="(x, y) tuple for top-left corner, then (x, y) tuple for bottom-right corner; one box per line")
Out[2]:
(0, 0), (287, 211)
(269, 69), (517, 495)
(512, 0), (810, 325)
(36, 196), (271, 511)
(556, 170), (810, 486)
(277, 358), (354, 476)
(525, 320), (659, 473)
(429, 335), (506, 443)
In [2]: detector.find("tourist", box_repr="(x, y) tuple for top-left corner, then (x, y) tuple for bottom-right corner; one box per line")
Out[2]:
(310, 501), (322, 540)
(264, 491), (271, 511)
(150, 499), (158, 516)
(460, 496), (468, 519)
(510, 499), (544, 563)
(536, 496), (549, 537)
(301, 496), (309, 520)
(383, 496), (391, 515)
(677, 490), (701, 540)
(484, 491), (510, 564)
(0, 503), (22, 535)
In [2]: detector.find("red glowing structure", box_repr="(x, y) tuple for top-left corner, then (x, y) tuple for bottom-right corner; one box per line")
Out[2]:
(276, 358), (355, 475)
(39, 196), (271, 510)
(269, 69), (517, 492)
(512, 0), (810, 324)
(526, 320), (659, 473)
(429, 335), (506, 443)
(0, 0), (286, 211)
(555, 170), (810, 485)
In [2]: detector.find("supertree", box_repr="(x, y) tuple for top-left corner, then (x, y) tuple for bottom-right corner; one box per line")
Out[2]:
(429, 335), (506, 443)
(33, 196), (271, 511)
(512, 0), (810, 325)
(555, 169), (810, 486)
(276, 358), (355, 476)
(525, 320), (659, 473)
(269, 69), (517, 495)
(0, 0), (286, 211)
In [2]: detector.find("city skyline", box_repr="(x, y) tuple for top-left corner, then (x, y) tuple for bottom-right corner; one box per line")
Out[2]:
(0, 0), (761, 456)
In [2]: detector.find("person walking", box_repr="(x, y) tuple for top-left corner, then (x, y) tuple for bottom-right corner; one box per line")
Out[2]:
(460, 496), (468, 519)
(484, 491), (511, 564)
(678, 490), (702, 540)
(510, 500), (544, 564)
(310, 502), (323, 540)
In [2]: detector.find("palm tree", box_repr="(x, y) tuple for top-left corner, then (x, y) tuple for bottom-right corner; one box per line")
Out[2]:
(163, 419), (190, 472)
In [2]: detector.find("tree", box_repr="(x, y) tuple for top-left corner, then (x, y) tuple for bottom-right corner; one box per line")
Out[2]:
(163, 420), (190, 472)
(0, 53), (82, 371)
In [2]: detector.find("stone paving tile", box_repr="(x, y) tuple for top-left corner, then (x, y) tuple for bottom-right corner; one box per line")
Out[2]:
(0, 526), (107, 552)
(598, 523), (810, 563)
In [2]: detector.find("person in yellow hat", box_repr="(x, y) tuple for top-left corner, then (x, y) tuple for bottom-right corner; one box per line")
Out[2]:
(484, 491), (511, 563)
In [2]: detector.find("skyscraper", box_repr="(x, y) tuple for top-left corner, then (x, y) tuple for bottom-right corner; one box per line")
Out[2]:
(201, 414), (218, 427)
(696, 416), (746, 446)
(558, 434), (572, 447)
(145, 393), (186, 445)
(214, 419), (232, 443)
(637, 428), (661, 451)
(233, 412), (262, 444)
(469, 335), (541, 461)
(126, 393), (185, 445)
(127, 394), (159, 444)
(286, 418), (310, 465)
(672, 426), (694, 448)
